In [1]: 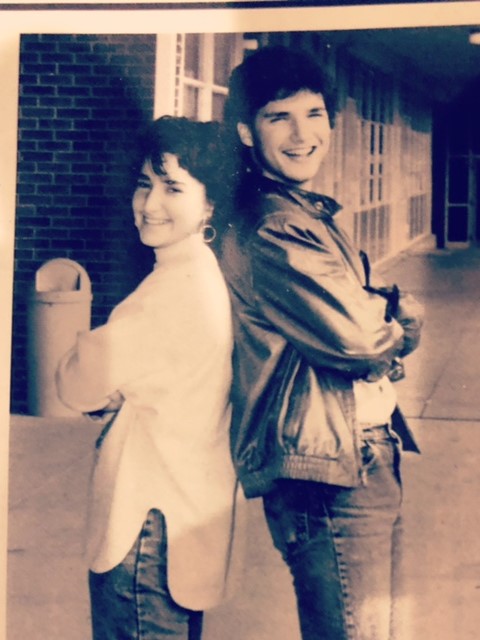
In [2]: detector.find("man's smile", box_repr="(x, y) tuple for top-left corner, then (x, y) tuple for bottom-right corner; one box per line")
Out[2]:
(283, 146), (317, 159)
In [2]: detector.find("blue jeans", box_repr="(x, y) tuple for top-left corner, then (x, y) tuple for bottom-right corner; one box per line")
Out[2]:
(263, 426), (403, 640)
(89, 509), (203, 640)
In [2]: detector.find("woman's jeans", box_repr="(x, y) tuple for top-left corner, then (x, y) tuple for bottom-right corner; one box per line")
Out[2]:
(89, 509), (203, 640)
(263, 426), (403, 640)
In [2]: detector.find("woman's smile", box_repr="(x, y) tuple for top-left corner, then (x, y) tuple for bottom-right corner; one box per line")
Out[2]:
(142, 216), (170, 226)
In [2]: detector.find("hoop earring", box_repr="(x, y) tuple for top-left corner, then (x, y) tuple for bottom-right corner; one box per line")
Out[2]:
(202, 223), (217, 244)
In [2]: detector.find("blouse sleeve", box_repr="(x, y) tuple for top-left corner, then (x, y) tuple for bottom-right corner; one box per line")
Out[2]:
(55, 305), (163, 412)
(56, 269), (224, 413)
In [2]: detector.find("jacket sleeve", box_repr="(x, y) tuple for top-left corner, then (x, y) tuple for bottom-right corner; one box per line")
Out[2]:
(359, 249), (424, 358)
(250, 215), (405, 380)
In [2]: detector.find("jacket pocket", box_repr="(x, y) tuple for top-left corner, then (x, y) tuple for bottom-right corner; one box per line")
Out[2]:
(282, 365), (351, 460)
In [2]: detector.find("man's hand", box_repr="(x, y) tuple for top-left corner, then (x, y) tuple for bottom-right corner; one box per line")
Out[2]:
(396, 292), (424, 356)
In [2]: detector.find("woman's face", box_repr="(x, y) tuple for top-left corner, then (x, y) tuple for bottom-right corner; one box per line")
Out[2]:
(132, 154), (212, 250)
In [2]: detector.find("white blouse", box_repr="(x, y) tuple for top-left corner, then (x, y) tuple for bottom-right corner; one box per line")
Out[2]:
(56, 237), (244, 610)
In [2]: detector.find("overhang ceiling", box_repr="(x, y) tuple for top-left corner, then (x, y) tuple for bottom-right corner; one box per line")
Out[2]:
(320, 25), (480, 104)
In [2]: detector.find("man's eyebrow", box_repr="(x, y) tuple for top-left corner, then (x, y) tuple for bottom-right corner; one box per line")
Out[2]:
(262, 110), (290, 119)
(261, 106), (327, 119)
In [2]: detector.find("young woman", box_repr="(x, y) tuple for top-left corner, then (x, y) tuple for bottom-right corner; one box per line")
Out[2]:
(56, 116), (242, 640)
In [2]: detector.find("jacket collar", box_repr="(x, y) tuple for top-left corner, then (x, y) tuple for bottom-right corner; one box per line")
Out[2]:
(251, 174), (343, 219)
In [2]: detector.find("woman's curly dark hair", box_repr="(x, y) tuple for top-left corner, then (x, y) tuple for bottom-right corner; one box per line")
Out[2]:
(131, 115), (226, 206)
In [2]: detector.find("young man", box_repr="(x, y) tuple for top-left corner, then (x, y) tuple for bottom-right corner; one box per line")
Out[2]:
(221, 46), (423, 640)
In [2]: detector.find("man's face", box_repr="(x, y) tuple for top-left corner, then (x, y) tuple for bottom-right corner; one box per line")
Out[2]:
(237, 90), (331, 191)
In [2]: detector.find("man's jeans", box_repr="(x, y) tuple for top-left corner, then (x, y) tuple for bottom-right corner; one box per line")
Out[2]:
(89, 509), (203, 640)
(263, 426), (403, 640)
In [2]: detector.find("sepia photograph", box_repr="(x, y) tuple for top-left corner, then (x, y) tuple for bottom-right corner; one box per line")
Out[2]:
(2, 2), (480, 639)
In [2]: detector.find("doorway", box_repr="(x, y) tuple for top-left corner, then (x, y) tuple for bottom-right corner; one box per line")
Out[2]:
(438, 80), (480, 247)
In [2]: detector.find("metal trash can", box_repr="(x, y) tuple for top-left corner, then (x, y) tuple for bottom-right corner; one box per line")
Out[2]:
(27, 258), (92, 417)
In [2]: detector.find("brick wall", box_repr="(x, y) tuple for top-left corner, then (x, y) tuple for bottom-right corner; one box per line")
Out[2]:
(12, 34), (156, 414)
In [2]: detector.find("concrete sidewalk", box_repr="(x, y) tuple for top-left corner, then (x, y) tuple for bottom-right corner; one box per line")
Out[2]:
(7, 244), (480, 639)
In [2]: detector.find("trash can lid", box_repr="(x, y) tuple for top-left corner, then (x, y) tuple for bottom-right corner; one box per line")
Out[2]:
(33, 258), (92, 303)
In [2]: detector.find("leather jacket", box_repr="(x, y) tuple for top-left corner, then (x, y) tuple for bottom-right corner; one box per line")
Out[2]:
(220, 175), (420, 499)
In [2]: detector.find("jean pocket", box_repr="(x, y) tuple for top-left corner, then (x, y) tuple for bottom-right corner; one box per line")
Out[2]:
(264, 484), (314, 558)
(360, 437), (399, 476)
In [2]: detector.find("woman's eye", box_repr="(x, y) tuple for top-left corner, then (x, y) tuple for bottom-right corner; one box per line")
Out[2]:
(135, 178), (151, 190)
(164, 181), (182, 194)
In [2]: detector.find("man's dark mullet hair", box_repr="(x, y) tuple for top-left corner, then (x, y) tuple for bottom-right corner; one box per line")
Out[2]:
(224, 45), (337, 128)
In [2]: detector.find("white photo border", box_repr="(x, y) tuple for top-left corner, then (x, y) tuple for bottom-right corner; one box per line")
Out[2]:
(2, 2), (480, 638)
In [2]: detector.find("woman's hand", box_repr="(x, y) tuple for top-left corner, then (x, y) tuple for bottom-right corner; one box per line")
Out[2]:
(103, 390), (125, 412)
(85, 391), (125, 420)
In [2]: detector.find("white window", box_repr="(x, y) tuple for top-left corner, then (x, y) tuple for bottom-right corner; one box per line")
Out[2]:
(350, 67), (393, 261)
(178, 33), (243, 121)
(154, 32), (243, 121)
(400, 93), (432, 240)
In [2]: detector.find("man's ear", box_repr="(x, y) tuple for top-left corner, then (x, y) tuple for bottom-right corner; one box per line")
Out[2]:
(237, 122), (254, 148)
